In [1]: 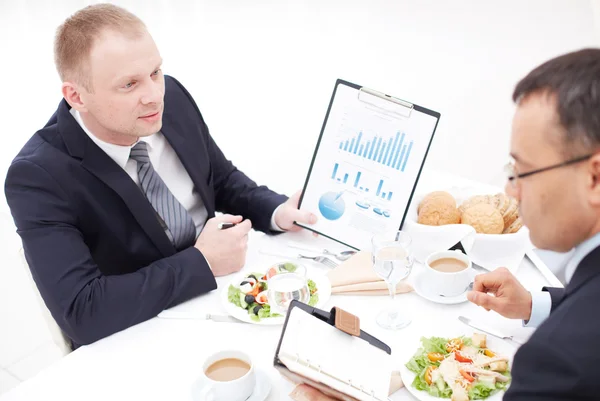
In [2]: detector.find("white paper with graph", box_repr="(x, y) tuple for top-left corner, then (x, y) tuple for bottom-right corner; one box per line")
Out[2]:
(298, 80), (440, 250)
(277, 307), (392, 401)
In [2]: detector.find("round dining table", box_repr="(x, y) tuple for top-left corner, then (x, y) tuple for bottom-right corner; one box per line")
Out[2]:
(0, 170), (558, 401)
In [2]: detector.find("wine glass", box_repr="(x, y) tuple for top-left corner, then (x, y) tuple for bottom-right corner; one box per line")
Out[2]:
(372, 231), (413, 330)
(266, 263), (309, 314)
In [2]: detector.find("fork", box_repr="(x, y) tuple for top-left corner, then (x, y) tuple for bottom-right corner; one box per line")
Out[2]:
(259, 249), (339, 268)
(297, 254), (339, 268)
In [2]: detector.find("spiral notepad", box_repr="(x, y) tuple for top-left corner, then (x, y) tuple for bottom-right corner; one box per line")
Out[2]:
(277, 306), (392, 401)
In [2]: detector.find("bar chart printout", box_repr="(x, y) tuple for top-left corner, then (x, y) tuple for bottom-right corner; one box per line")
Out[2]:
(339, 131), (414, 172)
(330, 163), (393, 201)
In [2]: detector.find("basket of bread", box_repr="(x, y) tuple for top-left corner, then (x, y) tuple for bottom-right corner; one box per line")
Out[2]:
(404, 189), (530, 271)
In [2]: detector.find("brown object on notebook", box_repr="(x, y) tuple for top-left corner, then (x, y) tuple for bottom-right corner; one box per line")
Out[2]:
(333, 307), (360, 337)
(327, 251), (413, 295)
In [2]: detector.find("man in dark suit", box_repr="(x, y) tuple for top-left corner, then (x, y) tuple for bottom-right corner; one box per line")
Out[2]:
(4, 4), (316, 349)
(466, 48), (600, 399)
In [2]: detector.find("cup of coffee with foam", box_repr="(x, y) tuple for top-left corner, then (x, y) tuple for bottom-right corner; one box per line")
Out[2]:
(424, 249), (472, 297)
(198, 350), (255, 401)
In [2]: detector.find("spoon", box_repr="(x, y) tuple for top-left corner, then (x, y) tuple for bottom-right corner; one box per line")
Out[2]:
(439, 282), (474, 297)
(322, 249), (357, 261)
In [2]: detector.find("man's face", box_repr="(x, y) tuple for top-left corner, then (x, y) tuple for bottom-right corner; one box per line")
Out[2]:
(78, 29), (164, 144)
(506, 92), (594, 252)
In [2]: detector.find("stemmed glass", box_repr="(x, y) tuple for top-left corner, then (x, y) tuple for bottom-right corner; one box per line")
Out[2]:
(372, 231), (413, 330)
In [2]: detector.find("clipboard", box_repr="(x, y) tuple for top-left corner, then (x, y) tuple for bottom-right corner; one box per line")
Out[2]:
(274, 301), (392, 401)
(296, 79), (441, 251)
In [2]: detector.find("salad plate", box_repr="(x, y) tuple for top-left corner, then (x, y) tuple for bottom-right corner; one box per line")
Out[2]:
(221, 262), (331, 325)
(399, 329), (514, 401)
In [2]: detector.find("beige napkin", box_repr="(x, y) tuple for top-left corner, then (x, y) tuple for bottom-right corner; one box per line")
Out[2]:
(327, 251), (413, 295)
(289, 371), (404, 400)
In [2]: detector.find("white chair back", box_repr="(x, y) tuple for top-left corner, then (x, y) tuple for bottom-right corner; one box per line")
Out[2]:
(18, 247), (72, 356)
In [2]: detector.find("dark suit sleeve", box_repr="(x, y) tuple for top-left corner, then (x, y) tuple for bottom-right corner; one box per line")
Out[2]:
(171, 77), (288, 233)
(504, 333), (582, 400)
(5, 160), (217, 346)
(543, 287), (565, 312)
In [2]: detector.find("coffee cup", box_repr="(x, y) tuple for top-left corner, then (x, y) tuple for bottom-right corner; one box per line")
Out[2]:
(198, 350), (256, 401)
(424, 250), (472, 297)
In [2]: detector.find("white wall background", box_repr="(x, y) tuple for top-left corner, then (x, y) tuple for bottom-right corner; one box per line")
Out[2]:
(0, 0), (599, 393)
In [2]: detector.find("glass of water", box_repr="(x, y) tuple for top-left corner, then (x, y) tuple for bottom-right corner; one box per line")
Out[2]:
(266, 264), (310, 314)
(372, 231), (413, 330)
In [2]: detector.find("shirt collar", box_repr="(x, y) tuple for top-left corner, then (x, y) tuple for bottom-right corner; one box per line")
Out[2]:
(564, 231), (600, 283)
(70, 109), (155, 168)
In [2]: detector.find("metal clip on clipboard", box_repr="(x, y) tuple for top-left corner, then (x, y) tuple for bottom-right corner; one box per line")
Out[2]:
(358, 86), (414, 119)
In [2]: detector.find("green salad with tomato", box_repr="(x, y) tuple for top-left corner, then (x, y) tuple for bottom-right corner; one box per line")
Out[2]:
(405, 334), (511, 400)
(227, 262), (319, 322)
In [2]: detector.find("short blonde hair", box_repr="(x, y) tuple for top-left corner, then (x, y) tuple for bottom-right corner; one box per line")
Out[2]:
(54, 3), (146, 91)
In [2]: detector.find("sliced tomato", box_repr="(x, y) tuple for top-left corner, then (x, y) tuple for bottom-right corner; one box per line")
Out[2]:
(454, 351), (473, 363)
(484, 349), (495, 358)
(427, 352), (445, 362)
(460, 370), (475, 382)
(256, 291), (268, 305)
(425, 366), (437, 385)
(446, 338), (463, 353)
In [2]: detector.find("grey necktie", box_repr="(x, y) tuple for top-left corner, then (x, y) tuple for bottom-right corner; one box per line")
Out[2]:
(130, 141), (196, 250)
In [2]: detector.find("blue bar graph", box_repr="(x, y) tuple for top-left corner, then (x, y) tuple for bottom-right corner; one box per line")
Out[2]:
(331, 163), (339, 179)
(401, 141), (413, 172)
(387, 192), (393, 201)
(354, 172), (362, 188)
(376, 180), (383, 196)
(396, 145), (407, 170)
(382, 192), (386, 199)
(354, 132), (362, 154)
(339, 131), (412, 172)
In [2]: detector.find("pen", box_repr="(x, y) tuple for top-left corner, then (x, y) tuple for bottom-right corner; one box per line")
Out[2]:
(218, 222), (237, 230)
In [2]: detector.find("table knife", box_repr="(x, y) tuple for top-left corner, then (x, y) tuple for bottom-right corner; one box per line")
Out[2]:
(458, 316), (524, 345)
(157, 310), (242, 323)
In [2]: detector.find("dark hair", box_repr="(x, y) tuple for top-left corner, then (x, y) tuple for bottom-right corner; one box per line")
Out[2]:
(513, 48), (600, 152)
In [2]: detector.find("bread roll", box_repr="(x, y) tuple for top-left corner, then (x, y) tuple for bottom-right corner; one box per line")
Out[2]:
(461, 203), (504, 234)
(503, 216), (523, 234)
(418, 198), (461, 226)
(458, 195), (489, 215)
(418, 191), (456, 213)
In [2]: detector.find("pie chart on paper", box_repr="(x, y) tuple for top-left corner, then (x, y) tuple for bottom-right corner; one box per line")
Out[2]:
(318, 191), (346, 220)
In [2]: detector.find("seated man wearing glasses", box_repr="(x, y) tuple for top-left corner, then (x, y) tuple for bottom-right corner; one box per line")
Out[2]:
(295, 49), (600, 400)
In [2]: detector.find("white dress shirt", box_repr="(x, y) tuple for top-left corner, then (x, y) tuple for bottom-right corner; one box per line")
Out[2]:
(71, 109), (283, 238)
(525, 231), (600, 327)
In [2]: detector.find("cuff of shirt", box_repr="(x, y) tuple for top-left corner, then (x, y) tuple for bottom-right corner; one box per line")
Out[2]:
(270, 204), (285, 232)
(523, 290), (552, 328)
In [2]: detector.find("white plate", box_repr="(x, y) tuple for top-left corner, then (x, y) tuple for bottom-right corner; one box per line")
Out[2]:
(399, 327), (514, 401)
(191, 368), (272, 401)
(412, 268), (477, 305)
(221, 271), (332, 325)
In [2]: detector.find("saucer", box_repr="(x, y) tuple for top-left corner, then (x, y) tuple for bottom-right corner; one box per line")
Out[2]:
(191, 369), (271, 401)
(412, 270), (476, 305)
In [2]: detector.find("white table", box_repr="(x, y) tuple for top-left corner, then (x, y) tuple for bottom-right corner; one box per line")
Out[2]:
(0, 170), (556, 401)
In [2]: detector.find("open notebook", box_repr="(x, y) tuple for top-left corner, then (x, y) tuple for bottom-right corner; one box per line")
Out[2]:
(274, 302), (392, 401)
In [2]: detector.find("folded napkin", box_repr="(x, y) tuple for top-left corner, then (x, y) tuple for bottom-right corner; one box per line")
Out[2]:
(327, 251), (413, 295)
(288, 372), (403, 400)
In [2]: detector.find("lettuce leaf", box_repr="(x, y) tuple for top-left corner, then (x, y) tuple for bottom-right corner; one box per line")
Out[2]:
(227, 285), (242, 308)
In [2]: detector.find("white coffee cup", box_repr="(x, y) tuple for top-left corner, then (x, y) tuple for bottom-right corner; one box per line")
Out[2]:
(424, 250), (473, 297)
(197, 350), (256, 401)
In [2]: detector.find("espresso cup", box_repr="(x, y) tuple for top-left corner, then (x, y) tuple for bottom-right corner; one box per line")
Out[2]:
(198, 350), (256, 401)
(424, 250), (472, 297)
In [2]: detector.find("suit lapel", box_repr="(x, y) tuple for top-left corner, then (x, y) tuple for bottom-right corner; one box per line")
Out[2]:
(161, 107), (215, 218)
(57, 100), (176, 257)
(565, 246), (600, 297)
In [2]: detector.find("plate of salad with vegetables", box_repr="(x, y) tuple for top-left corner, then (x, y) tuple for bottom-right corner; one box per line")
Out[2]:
(221, 262), (331, 325)
(400, 332), (512, 401)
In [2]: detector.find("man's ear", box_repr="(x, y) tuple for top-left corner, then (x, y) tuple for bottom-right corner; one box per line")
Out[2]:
(587, 152), (600, 207)
(61, 81), (88, 112)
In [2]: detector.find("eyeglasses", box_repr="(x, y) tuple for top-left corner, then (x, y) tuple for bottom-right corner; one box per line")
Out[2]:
(505, 154), (593, 187)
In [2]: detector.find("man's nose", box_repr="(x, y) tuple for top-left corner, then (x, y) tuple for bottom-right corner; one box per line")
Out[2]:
(140, 81), (163, 105)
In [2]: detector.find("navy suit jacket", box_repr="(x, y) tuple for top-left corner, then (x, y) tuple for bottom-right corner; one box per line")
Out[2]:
(4, 76), (287, 348)
(504, 246), (600, 400)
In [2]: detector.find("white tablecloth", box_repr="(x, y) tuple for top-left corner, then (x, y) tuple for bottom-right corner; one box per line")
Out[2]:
(0, 170), (555, 401)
